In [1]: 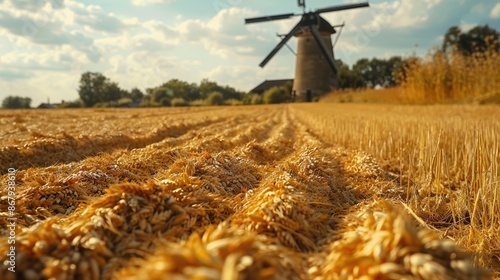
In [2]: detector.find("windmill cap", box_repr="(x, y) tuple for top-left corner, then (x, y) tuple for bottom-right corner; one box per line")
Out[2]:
(295, 15), (336, 36)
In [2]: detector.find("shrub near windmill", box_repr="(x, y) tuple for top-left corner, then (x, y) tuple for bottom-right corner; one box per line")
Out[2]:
(245, 0), (369, 102)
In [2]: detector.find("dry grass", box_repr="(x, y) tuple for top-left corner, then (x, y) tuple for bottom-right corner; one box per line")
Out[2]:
(0, 105), (496, 279)
(292, 103), (500, 277)
(400, 46), (500, 103)
(320, 87), (407, 104)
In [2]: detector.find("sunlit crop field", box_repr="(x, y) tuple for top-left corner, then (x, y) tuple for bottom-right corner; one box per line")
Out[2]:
(1, 104), (498, 279)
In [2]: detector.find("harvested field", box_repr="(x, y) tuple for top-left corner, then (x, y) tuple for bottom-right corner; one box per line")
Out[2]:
(0, 104), (498, 279)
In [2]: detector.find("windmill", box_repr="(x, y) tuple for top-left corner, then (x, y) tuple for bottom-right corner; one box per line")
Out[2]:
(245, 1), (369, 102)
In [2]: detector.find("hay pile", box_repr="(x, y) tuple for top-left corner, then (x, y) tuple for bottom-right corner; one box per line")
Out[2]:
(312, 200), (489, 279)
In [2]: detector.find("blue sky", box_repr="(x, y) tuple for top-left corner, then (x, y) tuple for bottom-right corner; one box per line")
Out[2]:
(0, 0), (499, 106)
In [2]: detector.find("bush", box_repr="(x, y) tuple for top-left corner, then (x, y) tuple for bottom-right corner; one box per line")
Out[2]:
(205, 92), (224, 106)
(263, 86), (290, 104)
(60, 99), (83, 108)
(2, 96), (31, 109)
(159, 98), (171, 107)
(189, 99), (205, 106)
(117, 98), (133, 107)
(93, 102), (114, 108)
(251, 94), (263, 105)
(171, 98), (189, 107)
(225, 98), (242, 106)
(242, 93), (256, 105)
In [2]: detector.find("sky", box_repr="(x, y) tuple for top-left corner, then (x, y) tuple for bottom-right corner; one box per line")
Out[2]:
(0, 0), (499, 106)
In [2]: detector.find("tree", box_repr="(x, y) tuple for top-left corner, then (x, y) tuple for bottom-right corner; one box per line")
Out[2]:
(199, 79), (221, 100)
(151, 87), (173, 105)
(386, 56), (404, 87)
(160, 79), (200, 101)
(199, 78), (244, 101)
(442, 25), (499, 55)
(130, 88), (144, 102)
(350, 57), (404, 88)
(263, 86), (290, 104)
(2, 96), (31, 109)
(78, 72), (108, 107)
(337, 59), (364, 89)
(442, 26), (463, 53)
(102, 82), (122, 103)
(205, 91), (224, 105)
(466, 25), (499, 53)
(78, 72), (127, 107)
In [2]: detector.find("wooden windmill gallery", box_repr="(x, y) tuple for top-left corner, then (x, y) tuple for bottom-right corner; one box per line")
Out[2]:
(245, 0), (369, 102)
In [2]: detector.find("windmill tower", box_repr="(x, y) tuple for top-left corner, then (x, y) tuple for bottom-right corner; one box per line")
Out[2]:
(245, 1), (369, 102)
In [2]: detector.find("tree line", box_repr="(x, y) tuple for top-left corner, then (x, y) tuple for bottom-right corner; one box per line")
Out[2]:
(2, 24), (498, 109)
(335, 25), (498, 90)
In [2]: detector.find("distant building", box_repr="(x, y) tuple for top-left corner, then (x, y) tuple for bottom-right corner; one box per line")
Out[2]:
(37, 99), (63, 109)
(37, 103), (59, 109)
(249, 79), (293, 95)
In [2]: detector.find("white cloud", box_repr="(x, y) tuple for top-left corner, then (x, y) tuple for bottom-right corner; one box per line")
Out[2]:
(8, 0), (65, 11)
(0, 70), (81, 105)
(459, 20), (475, 32)
(131, 0), (174, 6)
(0, 1), (102, 61)
(69, 2), (138, 33)
(178, 7), (272, 58)
(491, 4), (500, 19)
(103, 52), (201, 91)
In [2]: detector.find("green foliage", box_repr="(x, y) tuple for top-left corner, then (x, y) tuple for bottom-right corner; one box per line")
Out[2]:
(263, 86), (290, 104)
(151, 87), (173, 104)
(139, 96), (158, 107)
(242, 93), (254, 105)
(93, 102), (114, 108)
(117, 98), (134, 107)
(199, 78), (244, 101)
(189, 99), (206, 106)
(353, 57), (403, 88)
(159, 79), (200, 101)
(130, 88), (144, 102)
(205, 91), (224, 106)
(2, 96), (31, 109)
(103, 82), (122, 102)
(282, 80), (293, 94)
(171, 98), (189, 107)
(78, 72), (128, 107)
(59, 99), (83, 108)
(142, 78), (245, 107)
(225, 98), (242, 106)
(159, 98), (171, 107)
(251, 94), (263, 105)
(337, 59), (364, 89)
(442, 25), (499, 55)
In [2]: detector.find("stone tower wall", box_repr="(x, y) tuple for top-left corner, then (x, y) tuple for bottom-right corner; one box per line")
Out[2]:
(292, 31), (337, 102)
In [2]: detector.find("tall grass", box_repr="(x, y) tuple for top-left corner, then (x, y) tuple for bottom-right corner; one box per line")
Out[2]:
(400, 42), (500, 102)
(320, 87), (406, 104)
(292, 103), (500, 273)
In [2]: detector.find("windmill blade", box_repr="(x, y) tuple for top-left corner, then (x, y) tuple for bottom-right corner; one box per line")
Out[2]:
(315, 2), (369, 14)
(309, 25), (338, 73)
(259, 22), (303, 68)
(277, 33), (297, 55)
(332, 21), (345, 48)
(245, 13), (296, 24)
